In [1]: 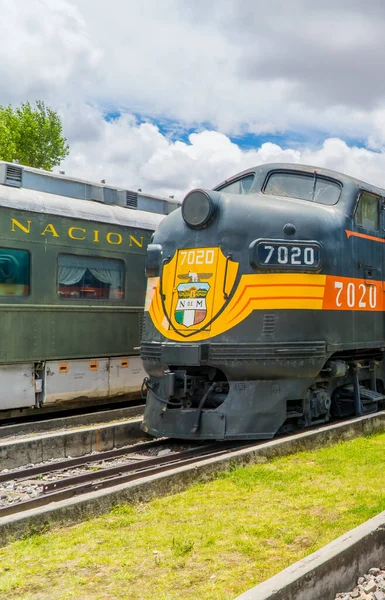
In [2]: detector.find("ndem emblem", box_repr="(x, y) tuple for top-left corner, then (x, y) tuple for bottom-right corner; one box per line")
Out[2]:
(175, 271), (212, 327)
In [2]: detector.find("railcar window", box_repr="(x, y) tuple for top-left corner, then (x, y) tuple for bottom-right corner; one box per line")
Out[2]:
(217, 174), (254, 194)
(57, 254), (124, 301)
(264, 172), (341, 205)
(0, 248), (30, 297)
(355, 192), (380, 231)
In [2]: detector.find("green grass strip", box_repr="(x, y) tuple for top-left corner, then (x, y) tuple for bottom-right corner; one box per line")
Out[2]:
(1, 432), (385, 599)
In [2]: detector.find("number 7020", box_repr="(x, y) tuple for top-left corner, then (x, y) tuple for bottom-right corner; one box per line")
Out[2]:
(334, 281), (377, 308)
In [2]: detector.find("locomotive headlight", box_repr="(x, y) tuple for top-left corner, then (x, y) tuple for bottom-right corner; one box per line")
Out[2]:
(182, 189), (216, 229)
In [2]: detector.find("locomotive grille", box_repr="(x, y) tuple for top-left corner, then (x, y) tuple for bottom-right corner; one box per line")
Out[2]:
(5, 165), (23, 187)
(126, 191), (138, 209)
(209, 341), (326, 361)
(141, 341), (326, 362)
(262, 314), (276, 337)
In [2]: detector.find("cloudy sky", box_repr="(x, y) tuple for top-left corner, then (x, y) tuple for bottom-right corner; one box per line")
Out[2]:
(2, 0), (385, 199)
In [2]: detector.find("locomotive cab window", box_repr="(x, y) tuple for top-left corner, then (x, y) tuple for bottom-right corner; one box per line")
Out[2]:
(263, 171), (341, 205)
(216, 174), (254, 194)
(355, 192), (380, 231)
(0, 248), (30, 297)
(57, 254), (124, 301)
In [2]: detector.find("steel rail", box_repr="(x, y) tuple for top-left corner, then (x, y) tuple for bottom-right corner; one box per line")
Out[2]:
(41, 442), (234, 492)
(0, 439), (172, 484)
(0, 442), (247, 518)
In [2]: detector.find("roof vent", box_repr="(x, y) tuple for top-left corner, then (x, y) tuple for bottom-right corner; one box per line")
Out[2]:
(126, 190), (138, 209)
(5, 164), (23, 187)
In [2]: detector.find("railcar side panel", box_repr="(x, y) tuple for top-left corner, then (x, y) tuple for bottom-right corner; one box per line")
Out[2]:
(0, 204), (157, 410)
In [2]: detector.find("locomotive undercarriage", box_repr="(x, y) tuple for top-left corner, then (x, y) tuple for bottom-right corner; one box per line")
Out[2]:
(142, 347), (385, 440)
(285, 350), (385, 433)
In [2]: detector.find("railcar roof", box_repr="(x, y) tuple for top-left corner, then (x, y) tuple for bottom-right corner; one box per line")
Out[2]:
(215, 162), (385, 196)
(0, 184), (165, 230)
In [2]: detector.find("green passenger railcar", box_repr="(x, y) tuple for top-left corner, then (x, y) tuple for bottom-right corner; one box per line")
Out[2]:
(0, 162), (174, 414)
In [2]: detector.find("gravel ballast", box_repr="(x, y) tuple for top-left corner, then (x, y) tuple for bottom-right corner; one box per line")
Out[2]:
(335, 568), (385, 600)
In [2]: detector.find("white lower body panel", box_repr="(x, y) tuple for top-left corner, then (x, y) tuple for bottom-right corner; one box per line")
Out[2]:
(0, 357), (145, 410)
(0, 364), (35, 410)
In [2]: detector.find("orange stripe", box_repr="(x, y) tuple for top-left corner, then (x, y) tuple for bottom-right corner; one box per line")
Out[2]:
(345, 229), (385, 243)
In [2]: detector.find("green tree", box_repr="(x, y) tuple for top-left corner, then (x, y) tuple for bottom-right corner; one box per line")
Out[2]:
(0, 101), (69, 170)
(0, 105), (18, 162)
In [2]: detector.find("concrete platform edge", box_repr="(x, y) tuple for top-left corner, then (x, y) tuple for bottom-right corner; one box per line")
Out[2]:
(235, 511), (385, 600)
(0, 404), (145, 440)
(0, 418), (146, 469)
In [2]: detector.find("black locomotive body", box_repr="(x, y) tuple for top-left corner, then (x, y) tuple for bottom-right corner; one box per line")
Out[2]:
(141, 163), (385, 440)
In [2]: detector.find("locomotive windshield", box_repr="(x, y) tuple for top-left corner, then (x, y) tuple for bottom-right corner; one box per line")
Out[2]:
(216, 174), (254, 194)
(263, 171), (341, 205)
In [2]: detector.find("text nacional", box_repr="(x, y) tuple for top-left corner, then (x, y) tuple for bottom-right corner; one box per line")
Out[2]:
(10, 218), (144, 248)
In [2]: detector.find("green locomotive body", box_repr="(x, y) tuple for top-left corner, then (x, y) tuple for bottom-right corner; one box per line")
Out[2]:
(0, 162), (173, 413)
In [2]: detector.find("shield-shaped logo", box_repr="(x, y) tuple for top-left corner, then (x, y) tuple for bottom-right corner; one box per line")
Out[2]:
(175, 271), (212, 327)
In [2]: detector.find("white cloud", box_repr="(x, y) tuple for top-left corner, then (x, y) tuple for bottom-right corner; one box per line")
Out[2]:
(68, 0), (385, 138)
(2, 0), (385, 141)
(60, 106), (385, 200)
(0, 0), (100, 105)
(3, 0), (385, 200)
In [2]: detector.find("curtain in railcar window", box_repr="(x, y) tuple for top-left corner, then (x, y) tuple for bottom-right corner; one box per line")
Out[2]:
(57, 254), (124, 300)
(0, 248), (30, 297)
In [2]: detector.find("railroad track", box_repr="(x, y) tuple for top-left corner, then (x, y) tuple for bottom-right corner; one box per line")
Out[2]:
(0, 439), (249, 517)
(0, 413), (377, 520)
(1, 411), (385, 550)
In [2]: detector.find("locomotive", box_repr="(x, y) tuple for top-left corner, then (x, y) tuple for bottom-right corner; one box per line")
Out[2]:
(141, 162), (385, 440)
(0, 161), (178, 417)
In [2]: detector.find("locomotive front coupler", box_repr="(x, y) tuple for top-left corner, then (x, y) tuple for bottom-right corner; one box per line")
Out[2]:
(159, 367), (228, 410)
(162, 369), (206, 401)
(162, 369), (193, 401)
